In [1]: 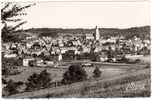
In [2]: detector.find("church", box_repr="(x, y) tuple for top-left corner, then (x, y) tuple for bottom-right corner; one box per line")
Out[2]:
(95, 26), (100, 40)
(85, 26), (100, 41)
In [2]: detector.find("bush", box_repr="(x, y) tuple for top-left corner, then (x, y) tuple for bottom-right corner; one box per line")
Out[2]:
(25, 73), (40, 90)
(39, 70), (51, 88)
(26, 70), (51, 90)
(16, 81), (24, 86)
(2, 66), (21, 76)
(120, 56), (129, 63)
(2, 57), (22, 75)
(93, 67), (102, 78)
(2, 78), (7, 84)
(29, 60), (35, 67)
(145, 64), (150, 68)
(4, 80), (18, 95)
(135, 59), (141, 63)
(2, 67), (9, 75)
(2, 57), (22, 67)
(62, 64), (87, 84)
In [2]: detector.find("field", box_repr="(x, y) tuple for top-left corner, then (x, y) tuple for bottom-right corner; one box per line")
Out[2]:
(3, 56), (150, 98)
(4, 61), (147, 83)
(7, 67), (150, 98)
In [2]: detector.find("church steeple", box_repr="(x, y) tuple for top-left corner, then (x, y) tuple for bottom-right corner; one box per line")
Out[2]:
(95, 26), (100, 40)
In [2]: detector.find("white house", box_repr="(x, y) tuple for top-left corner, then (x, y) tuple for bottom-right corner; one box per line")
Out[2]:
(23, 58), (35, 66)
(4, 53), (17, 58)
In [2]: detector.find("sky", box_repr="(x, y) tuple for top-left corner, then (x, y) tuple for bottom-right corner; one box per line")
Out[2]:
(18, 1), (150, 29)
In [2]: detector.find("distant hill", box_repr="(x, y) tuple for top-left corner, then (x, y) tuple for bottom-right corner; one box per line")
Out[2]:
(23, 26), (150, 40)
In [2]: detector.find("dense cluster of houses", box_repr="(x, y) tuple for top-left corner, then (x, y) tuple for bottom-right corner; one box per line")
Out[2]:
(2, 26), (150, 67)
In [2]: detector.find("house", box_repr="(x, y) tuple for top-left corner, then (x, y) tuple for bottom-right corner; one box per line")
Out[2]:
(125, 54), (143, 59)
(100, 55), (108, 62)
(58, 40), (64, 47)
(44, 61), (54, 65)
(82, 47), (91, 53)
(106, 38), (116, 43)
(23, 58), (35, 66)
(94, 46), (102, 53)
(85, 34), (94, 40)
(26, 42), (33, 48)
(58, 54), (62, 61)
(4, 53), (17, 58)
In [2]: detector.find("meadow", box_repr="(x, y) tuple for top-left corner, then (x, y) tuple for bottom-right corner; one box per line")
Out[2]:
(7, 67), (150, 98)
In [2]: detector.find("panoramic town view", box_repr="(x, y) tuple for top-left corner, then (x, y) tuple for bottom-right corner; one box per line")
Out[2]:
(1, 1), (151, 98)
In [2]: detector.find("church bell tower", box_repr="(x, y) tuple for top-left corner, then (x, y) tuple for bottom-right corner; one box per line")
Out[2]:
(95, 26), (100, 40)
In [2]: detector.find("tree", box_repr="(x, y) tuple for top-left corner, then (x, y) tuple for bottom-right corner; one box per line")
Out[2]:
(1, 2), (34, 42)
(4, 80), (18, 95)
(106, 46), (115, 62)
(2, 57), (23, 75)
(39, 70), (51, 88)
(62, 65), (87, 84)
(93, 67), (101, 78)
(2, 78), (7, 84)
(25, 73), (40, 90)
(120, 56), (129, 63)
(26, 70), (51, 90)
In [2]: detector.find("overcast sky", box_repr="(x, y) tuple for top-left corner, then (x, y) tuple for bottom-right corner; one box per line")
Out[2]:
(19, 1), (150, 29)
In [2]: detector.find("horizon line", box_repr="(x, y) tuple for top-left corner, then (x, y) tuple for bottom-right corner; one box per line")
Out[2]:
(24, 25), (150, 30)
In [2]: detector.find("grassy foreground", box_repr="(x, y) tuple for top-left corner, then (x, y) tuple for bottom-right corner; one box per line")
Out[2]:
(6, 68), (150, 98)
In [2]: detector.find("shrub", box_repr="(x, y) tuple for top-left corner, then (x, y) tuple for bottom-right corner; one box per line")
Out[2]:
(135, 59), (141, 63)
(16, 81), (24, 86)
(29, 60), (35, 67)
(62, 64), (87, 84)
(2, 66), (21, 76)
(2, 57), (22, 75)
(93, 67), (102, 78)
(2, 58), (22, 67)
(25, 73), (40, 90)
(4, 80), (18, 95)
(2, 78), (7, 84)
(26, 70), (51, 90)
(39, 70), (51, 88)
(120, 56), (129, 63)
(145, 64), (150, 68)
(2, 67), (9, 75)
